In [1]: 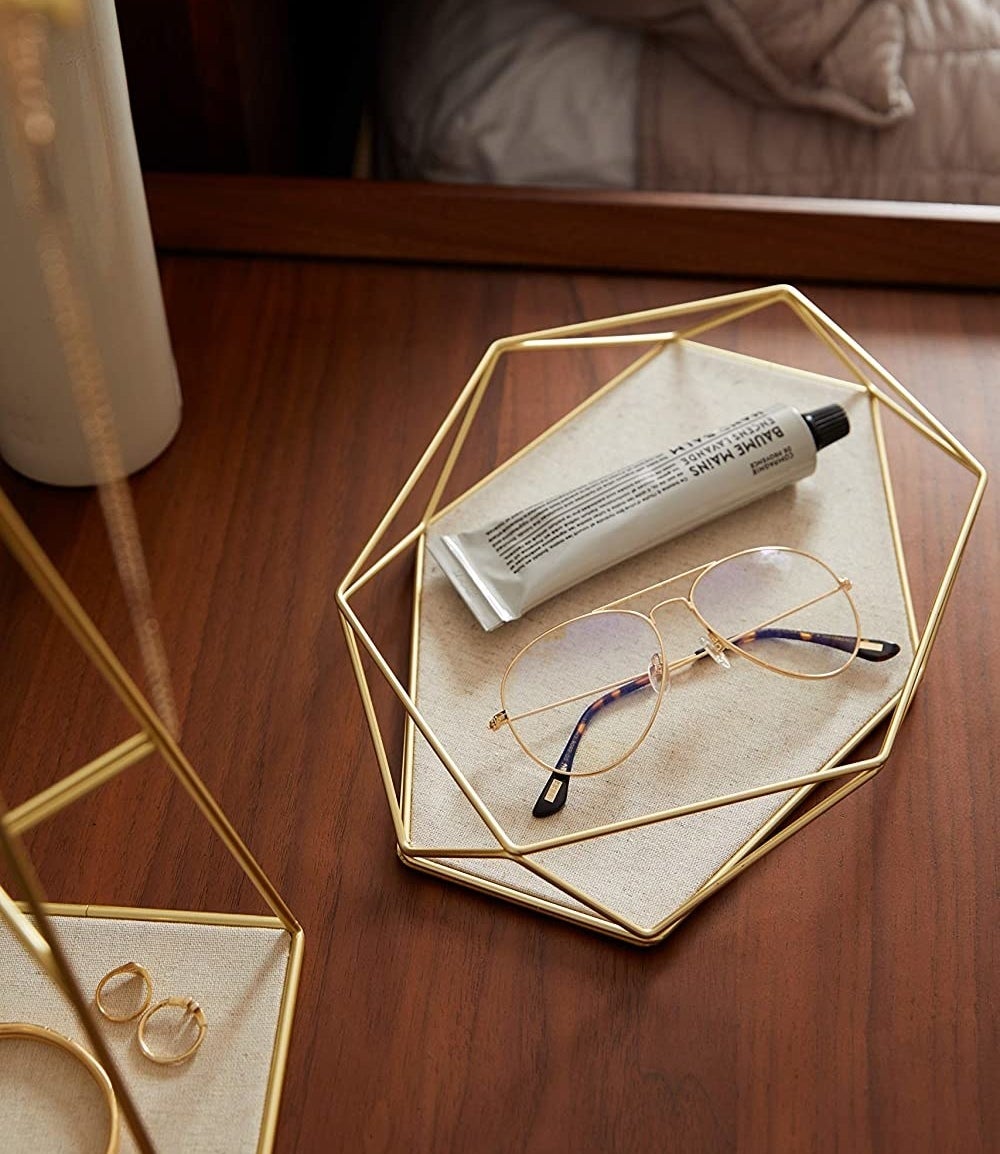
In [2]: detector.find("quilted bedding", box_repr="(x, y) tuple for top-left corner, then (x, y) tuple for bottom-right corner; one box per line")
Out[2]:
(633, 0), (1000, 201)
(377, 0), (1000, 203)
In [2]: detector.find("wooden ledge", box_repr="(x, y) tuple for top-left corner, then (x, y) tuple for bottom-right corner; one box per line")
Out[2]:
(145, 173), (1000, 288)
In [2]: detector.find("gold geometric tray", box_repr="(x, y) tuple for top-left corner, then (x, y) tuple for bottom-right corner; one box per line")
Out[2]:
(337, 285), (986, 945)
(1, 907), (301, 1154)
(0, 487), (303, 1150)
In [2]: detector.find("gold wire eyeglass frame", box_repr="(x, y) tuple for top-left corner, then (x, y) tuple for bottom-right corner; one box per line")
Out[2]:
(491, 544), (881, 779)
(491, 544), (906, 821)
(336, 284), (988, 946)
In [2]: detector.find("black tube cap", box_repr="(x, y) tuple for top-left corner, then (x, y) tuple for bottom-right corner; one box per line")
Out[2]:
(802, 404), (850, 451)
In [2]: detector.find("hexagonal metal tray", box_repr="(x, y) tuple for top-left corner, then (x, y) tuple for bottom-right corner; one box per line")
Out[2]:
(338, 287), (985, 945)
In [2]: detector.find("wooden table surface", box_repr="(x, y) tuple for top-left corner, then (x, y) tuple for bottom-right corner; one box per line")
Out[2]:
(1, 257), (996, 1153)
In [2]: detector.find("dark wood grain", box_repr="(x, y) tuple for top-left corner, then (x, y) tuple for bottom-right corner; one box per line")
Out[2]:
(0, 260), (996, 1153)
(145, 174), (1000, 288)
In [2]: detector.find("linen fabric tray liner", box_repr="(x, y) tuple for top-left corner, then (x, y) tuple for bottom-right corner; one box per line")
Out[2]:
(0, 912), (291, 1152)
(409, 341), (913, 934)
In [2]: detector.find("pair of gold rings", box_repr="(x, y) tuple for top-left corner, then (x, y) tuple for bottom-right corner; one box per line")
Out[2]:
(94, 962), (206, 1066)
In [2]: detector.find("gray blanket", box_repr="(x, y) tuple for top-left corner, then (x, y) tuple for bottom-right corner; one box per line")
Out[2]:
(379, 0), (1000, 202)
(568, 0), (912, 124)
(568, 0), (1000, 201)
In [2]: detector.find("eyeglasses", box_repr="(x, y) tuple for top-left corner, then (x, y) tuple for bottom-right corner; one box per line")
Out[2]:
(488, 546), (900, 818)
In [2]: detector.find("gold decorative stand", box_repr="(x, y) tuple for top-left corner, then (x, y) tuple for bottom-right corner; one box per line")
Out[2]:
(338, 284), (986, 945)
(0, 2), (301, 1143)
(0, 488), (303, 1153)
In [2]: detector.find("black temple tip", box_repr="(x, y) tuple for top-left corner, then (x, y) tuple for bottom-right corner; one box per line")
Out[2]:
(533, 773), (569, 818)
(857, 638), (901, 662)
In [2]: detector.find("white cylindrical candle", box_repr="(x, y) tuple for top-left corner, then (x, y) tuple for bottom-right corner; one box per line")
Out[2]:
(0, 0), (181, 486)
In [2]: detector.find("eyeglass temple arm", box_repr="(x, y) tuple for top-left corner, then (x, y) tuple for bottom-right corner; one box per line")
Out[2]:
(531, 628), (900, 819)
(532, 672), (652, 818)
(719, 629), (900, 662)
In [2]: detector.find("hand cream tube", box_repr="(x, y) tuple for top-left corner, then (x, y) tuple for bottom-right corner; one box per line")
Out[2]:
(428, 403), (850, 631)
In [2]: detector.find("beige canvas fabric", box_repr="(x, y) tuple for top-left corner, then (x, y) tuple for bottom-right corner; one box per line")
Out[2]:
(0, 914), (291, 1152)
(410, 341), (914, 935)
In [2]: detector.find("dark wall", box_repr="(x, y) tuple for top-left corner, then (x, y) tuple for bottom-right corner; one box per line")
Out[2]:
(114, 0), (378, 176)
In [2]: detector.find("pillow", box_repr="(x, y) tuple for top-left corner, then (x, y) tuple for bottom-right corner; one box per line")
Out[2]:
(559, 0), (914, 126)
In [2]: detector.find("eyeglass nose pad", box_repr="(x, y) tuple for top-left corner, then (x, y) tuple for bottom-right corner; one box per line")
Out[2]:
(698, 633), (732, 669)
(648, 652), (667, 692)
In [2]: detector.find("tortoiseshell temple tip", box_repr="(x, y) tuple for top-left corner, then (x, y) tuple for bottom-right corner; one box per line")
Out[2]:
(533, 773), (570, 818)
(857, 638), (901, 662)
(489, 711), (508, 731)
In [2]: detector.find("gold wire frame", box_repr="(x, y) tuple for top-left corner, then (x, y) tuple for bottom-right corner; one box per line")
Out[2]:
(336, 283), (988, 946)
(494, 544), (866, 781)
(0, 487), (304, 1153)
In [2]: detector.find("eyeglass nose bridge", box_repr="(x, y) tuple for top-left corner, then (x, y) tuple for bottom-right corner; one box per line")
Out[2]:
(648, 594), (701, 623)
(648, 595), (731, 671)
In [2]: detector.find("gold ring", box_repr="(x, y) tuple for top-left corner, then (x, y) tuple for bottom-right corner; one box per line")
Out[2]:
(137, 996), (207, 1065)
(94, 962), (153, 1023)
(0, 1021), (120, 1154)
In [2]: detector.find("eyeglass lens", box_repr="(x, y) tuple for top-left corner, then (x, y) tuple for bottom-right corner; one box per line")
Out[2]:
(502, 610), (663, 776)
(692, 548), (859, 676)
